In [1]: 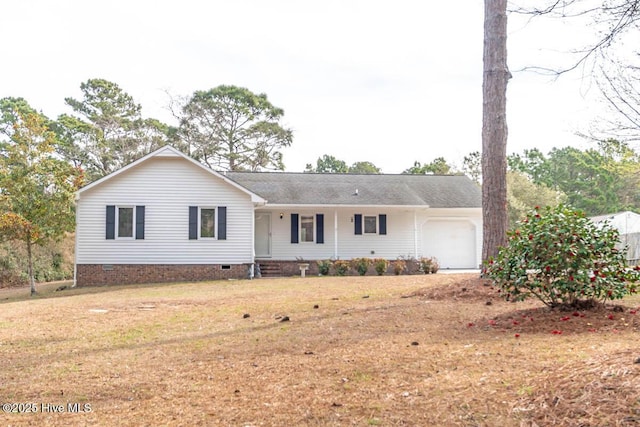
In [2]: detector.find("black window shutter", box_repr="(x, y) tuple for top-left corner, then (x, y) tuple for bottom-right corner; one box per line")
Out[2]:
(379, 214), (387, 235)
(135, 206), (145, 239)
(218, 206), (227, 240)
(106, 205), (115, 239)
(316, 214), (324, 244)
(354, 214), (362, 235)
(291, 213), (299, 243)
(189, 206), (198, 240)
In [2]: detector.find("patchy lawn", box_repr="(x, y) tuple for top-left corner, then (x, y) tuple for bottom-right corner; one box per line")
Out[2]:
(0, 274), (639, 426)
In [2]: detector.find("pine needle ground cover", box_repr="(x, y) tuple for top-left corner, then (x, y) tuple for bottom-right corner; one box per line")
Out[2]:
(0, 274), (638, 426)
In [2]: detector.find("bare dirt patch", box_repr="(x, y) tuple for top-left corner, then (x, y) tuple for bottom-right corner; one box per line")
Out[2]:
(0, 274), (638, 426)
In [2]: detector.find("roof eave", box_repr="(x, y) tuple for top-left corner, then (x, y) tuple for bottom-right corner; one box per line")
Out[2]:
(258, 203), (432, 209)
(75, 145), (266, 204)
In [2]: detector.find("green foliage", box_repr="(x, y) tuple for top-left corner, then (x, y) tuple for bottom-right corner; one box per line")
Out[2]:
(546, 147), (621, 215)
(0, 236), (74, 286)
(392, 259), (406, 275)
(305, 155), (349, 173)
(333, 260), (351, 276)
(351, 258), (371, 276)
(507, 171), (566, 227)
(0, 97), (40, 137)
(317, 260), (332, 276)
(373, 258), (389, 275)
(430, 258), (439, 274)
(507, 143), (640, 216)
(419, 257), (440, 274)
(0, 105), (82, 294)
(305, 155), (381, 174)
(403, 158), (455, 175)
(349, 161), (381, 174)
(0, 111), (81, 244)
(484, 205), (639, 308)
(462, 151), (482, 184)
(56, 79), (173, 182)
(178, 85), (292, 171)
(507, 148), (550, 184)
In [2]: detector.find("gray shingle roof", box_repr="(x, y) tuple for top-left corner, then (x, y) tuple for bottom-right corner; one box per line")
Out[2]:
(226, 172), (481, 208)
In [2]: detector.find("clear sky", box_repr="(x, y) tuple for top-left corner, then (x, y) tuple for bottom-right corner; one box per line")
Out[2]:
(1, 0), (604, 173)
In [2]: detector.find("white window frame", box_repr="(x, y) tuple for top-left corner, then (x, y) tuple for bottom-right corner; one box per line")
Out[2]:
(199, 206), (217, 239)
(300, 214), (315, 243)
(364, 215), (377, 234)
(116, 206), (135, 239)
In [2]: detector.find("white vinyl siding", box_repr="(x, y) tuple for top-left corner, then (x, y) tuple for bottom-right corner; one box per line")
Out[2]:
(76, 157), (254, 264)
(257, 207), (482, 267)
(260, 208), (415, 260)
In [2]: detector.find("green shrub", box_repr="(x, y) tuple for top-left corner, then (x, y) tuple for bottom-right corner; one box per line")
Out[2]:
(317, 260), (332, 276)
(392, 259), (406, 275)
(484, 205), (639, 308)
(333, 260), (351, 276)
(373, 258), (389, 276)
(0, 234), (75, 288)
(418, 257), (440, 274)
(351, 258), (371, 276)
(428, 257), (439, 274)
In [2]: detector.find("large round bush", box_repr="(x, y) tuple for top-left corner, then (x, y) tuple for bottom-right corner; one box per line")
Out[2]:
(484, 205), (639, 308)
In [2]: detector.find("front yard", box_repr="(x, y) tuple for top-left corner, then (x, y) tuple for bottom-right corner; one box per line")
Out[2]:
(0, 274), (638, 426)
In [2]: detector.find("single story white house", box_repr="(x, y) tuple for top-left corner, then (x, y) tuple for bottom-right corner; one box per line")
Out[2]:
(591, 211), (640, 264)
(74, 146), (482, 286)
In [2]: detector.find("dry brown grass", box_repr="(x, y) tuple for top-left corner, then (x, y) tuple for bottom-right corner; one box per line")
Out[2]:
(0, 274), (639, 426)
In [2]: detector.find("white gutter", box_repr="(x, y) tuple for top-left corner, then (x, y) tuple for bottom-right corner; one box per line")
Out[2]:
(263, 204), (431, 209)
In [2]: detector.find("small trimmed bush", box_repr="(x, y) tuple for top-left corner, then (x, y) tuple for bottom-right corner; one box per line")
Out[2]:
(392, 259), (406, 275)
(333, 260), (351, 276)
(484, 205), (639, 308)
(317, 260), (332, 276)
(374, 258), (389, 276)
(419, 257), (439, 274)
(352, 258), (371, 276)
(429, 257), (439, 274)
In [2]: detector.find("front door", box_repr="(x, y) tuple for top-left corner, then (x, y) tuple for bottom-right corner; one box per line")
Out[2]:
(255, 213), (272, 257)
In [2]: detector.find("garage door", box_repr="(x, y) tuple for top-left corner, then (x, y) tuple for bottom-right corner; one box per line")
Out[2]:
(422, 220), (476, 269)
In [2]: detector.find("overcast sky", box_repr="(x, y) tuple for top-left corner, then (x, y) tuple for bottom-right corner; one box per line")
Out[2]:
(1, 0), (605, 173)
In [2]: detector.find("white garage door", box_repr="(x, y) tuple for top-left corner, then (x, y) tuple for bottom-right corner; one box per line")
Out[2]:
(422, 220), (476, 269)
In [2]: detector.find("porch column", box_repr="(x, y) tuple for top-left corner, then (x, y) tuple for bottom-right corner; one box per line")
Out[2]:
(414, 211), (419, 257)
(334, 209), (339, 259)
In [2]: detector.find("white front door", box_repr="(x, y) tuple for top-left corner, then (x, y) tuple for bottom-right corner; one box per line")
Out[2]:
(255, 213), (272, 257)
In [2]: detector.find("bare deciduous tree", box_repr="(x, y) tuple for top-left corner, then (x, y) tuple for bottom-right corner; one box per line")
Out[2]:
(513, 0), (640, 141)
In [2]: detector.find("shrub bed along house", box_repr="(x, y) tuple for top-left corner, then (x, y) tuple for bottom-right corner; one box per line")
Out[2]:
(307, 257), (439, 277)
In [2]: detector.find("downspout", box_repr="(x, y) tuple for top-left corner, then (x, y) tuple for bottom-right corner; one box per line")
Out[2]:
(72, 194), (79, 287)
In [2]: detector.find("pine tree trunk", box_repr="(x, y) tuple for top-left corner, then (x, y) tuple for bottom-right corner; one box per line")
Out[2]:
(482, 0), (510, 262)
(27, 239), (36, 296)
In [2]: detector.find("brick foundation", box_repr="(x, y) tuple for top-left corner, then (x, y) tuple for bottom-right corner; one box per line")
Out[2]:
(75, 264), (251, 286)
